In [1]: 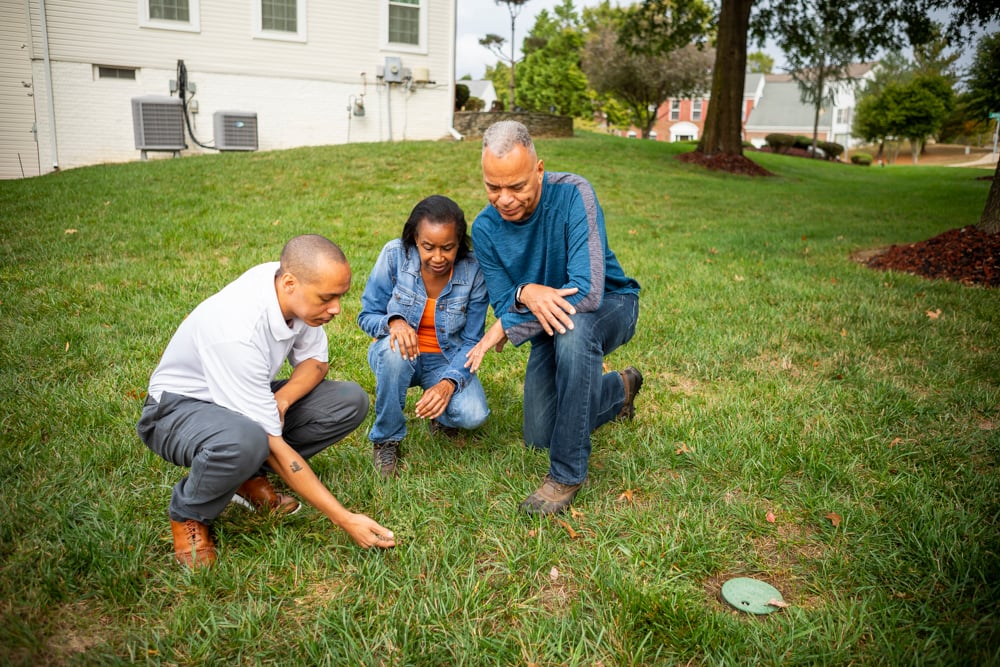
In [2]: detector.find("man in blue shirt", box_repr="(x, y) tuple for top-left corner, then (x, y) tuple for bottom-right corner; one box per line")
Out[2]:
(468, 120), (642, 515)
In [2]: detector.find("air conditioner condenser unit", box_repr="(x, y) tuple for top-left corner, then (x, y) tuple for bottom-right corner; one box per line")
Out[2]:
(131, 95), (186, 158)
(214, 111), (258, 151)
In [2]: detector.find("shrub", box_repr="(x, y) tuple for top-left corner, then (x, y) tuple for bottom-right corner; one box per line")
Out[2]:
(764, 133), (795, 153)
(794, 135), (814, 150)
(464, 97), (485, 112)
(818, 141), (844, 160)
(851, 153), (872, 166)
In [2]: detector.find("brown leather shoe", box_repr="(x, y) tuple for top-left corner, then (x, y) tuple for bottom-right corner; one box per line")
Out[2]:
(170, 519), (217, 568)
(232, 475), (301, 514)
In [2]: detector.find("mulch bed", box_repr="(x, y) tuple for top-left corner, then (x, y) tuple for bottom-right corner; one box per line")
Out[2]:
(864, 226), (999, 287)
(677, 150), (774, 177)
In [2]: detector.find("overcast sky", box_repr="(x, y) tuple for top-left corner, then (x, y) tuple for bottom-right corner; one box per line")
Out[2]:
(456, 0), (611, 79)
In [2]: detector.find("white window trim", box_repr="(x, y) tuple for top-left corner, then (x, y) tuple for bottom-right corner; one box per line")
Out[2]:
(692, 99), (703, 121)
(253, 0), (307, 43)
(138, 0), (200, 33)
(669, 99), (680, 121)
(381, 0), (427, 54)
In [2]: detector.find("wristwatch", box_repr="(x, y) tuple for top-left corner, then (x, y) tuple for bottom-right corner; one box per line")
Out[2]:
(514, 283), (526, 307)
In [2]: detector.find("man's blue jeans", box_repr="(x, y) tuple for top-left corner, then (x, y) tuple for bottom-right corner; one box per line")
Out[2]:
(523, 292), (639, 485)
(367, 336), (490, 443)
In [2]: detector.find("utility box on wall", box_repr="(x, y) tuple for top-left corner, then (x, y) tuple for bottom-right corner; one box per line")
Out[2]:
(214, 111), (258, 151)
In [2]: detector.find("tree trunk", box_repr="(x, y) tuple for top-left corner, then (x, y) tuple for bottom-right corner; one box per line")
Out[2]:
(697, 0), (751, 156)
(978, 159), (1000, 234)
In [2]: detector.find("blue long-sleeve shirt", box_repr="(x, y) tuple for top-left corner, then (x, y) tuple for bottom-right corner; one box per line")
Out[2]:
(471, 171), (639, 346)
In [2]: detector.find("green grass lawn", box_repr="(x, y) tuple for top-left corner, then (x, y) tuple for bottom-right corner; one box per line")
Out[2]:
(0, 132), (997, 665)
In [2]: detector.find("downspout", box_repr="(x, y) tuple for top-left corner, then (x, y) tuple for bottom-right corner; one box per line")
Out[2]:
(38, 0), (59, 170)
(449, 0), (462, 141)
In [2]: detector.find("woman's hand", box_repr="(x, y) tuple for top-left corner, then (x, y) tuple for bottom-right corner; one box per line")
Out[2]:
(415, 379), (455, 419)
(388, 318), (419, 360)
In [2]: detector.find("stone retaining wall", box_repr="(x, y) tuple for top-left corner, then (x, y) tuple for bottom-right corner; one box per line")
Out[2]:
(453, 112), (573, 139)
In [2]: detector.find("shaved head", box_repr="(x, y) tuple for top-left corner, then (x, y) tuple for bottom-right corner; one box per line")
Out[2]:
(279, 235), (347, 284)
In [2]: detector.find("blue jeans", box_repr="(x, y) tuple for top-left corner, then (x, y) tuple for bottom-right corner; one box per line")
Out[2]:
(523, 292), (639, 485)
(137, 380), (369, 523)
(367, 336), (490, 443)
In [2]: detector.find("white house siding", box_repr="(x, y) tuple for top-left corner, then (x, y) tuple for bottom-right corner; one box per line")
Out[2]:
(0, 0), (40, 178)
(8, 0), (454, 178)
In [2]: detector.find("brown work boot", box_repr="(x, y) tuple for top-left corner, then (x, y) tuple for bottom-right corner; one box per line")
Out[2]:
(232, 475), (301, 514)
(616, 366), (644, 421)
(519, 474), (585, 515)
(373, 441), (401, 478)
(170, 519), (217, 568)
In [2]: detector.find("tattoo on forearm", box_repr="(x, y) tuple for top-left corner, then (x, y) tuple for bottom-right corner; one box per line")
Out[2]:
(290, 461), (302, 473)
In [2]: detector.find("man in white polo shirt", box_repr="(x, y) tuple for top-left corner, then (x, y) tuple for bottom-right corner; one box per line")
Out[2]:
(138, 234), (395, 568)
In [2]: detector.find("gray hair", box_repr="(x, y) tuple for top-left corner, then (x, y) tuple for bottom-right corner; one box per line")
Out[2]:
(482, 120), (535, 158)
(279, 234), (347, 284)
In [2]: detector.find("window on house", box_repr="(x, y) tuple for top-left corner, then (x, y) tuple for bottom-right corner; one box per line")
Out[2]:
(692, 99), (703, 121)
(150, 0), (187, 21)
(670, 99), (680, 121)
(141, 0), (199, 31)
(255, 0), (306, 41)
(97, 66), (137, 80)
(835, 108), (852, 125)
(387, 0), (422, 48)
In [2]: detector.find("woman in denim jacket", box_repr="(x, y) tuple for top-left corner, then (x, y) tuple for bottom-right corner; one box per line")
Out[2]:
(358, 195), (491, 477)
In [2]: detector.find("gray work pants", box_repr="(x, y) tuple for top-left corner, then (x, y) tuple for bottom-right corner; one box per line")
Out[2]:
(137, 380), (369, 523)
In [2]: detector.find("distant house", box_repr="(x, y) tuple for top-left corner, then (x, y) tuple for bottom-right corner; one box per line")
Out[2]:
(624, 64), (875, 150)
(462, 79), (497, 111)
(745, 64), (876, 149)
(1, 0), (458, 179)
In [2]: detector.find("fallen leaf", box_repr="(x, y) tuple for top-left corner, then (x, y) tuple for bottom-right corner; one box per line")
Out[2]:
(549, 567), (559, 581)
(733, 274), (744, 282)
(767, 598), (790, 608)
(64, 228), (77, 234)
(926, 309), (942, 320)
(675, 442), (692, 455)
(65, 341), (69, 352)
(840, 328), (848, 338)
(628, 229), (637, 235)
(766, 511), (776, 523)
(825, 512), (842, 527)
(889, 437), (903, 448)
(527, 529), (537, 538)
(617, 489), (634, 504)
(570, 507), (585, 519)
(557, 519), (580, 539)
(709, 247), (718, 255)
(272, 219), (281, 225)
(979, 420), (996, 431)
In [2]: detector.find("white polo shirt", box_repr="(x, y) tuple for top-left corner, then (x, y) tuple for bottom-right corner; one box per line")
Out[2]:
(148, 262), (329, 436)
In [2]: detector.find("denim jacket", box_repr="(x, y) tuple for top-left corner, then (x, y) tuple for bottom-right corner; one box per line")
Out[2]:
(358, 238), (489, 391)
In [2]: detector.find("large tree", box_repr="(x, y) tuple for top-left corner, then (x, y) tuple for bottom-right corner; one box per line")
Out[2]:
(697, 0), (752, 159)
(514, 1), (593, 117)
(583, 23), (714, 137)
(582, 0), (715, 138)
(964, 32), (1000, 233)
